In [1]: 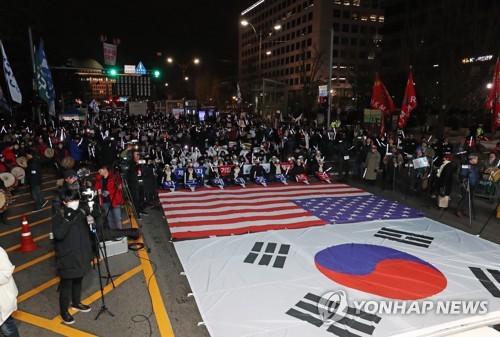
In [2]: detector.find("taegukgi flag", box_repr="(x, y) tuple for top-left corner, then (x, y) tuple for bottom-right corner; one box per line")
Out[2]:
(0, 40), (22, 104)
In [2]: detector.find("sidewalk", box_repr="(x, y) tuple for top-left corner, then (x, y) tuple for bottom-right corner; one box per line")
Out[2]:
(346, 173), (500, 245)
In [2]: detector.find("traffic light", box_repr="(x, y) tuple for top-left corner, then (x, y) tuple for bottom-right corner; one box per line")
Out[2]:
(109, 68), (117, 76)
(153, 70), (160, 78)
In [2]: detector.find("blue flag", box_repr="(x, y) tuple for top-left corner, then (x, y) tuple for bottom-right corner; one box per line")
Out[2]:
(35, 39), (55, 115)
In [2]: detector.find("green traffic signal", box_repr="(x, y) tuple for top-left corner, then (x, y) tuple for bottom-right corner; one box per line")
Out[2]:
(109, 69), (117, 76)
(153, 70), (160, 78)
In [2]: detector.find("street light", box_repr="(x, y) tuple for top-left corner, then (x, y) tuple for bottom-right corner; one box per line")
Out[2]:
(166, 57), (200, 98)
(241, 20), (282, 78)
(241, 19), (282, 116)
(241, 20), (262, 77)
(327, 27), (334, 127)
(166, 57), (200, 79)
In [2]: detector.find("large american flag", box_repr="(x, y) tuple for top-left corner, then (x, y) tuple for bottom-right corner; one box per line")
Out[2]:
(159, 182), (419, 240)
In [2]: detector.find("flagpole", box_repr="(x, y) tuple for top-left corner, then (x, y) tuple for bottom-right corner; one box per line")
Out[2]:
(28, 27), (41, 125)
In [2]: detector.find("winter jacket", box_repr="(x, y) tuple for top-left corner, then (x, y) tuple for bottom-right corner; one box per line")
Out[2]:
(26, 156), (43, 186)
(94, 172), (124, 208)
(68, 139), (82, 161)
(52, 206), (93, 279)
(364, 150), (381, 181)
(0, 247), (18, 325)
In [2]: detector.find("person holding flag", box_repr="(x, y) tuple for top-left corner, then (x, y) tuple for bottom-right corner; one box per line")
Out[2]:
(370, 74), (395, 136)
(486, 57), (499, 133)
(398, 68), (418, 130)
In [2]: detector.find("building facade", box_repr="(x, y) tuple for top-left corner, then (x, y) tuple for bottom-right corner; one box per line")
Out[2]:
(239, 0), (385, 119)
(381, 0), (499, 130)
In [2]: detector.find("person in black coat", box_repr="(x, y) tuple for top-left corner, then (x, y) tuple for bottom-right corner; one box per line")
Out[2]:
(125, 150), (148, 216)
(52, 189), (94, 324)
(249, 159), (267, 183)
(26, 149), (47, 211)
(291, 157), (309, 183)
(436, 156), (454, 209)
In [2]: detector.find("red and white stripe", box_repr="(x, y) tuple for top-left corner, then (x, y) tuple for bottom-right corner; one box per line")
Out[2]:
(159, 182), (368, 239)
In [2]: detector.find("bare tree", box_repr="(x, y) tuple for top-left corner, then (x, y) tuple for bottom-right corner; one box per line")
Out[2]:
(295, 46), (326, 119)
(392, 0), (500, 134)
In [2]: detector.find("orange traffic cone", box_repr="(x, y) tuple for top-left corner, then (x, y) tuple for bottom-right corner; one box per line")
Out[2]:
(18, 216), (40, 253)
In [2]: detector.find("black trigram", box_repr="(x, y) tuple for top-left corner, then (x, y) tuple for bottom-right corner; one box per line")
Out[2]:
(286, 293), (381, 336)
(374, 227), (434, 248)
(243, 242), (290, 268)
(470, 267), (500, 298)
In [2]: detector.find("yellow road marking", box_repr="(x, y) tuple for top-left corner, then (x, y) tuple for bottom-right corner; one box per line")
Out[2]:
(9, 195), (54, 208)
(50, 265), (143, 321)
(17, 277), (60, 303)
(16, 259), (103, 304)
(131, 216), (175, 337)
(0, 216), (51, 237)
(6, 233), (49, 252)
(14, 251), (55, 273)
(12, 310), (97, 337)
(15, 185), (58, 198)
(7, 206), (51, 220)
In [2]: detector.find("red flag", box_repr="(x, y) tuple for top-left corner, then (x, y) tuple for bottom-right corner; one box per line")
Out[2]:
(398, 70), (417, 129)
(370, 74), (395, 135)
(487, 58), (500, 133)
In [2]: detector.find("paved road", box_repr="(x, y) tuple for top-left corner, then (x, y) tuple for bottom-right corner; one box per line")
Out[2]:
(0, 167), (209, 337)
(1, 162), (499, 336)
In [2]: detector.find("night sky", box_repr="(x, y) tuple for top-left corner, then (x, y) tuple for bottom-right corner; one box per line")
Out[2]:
(0, 0), (255, 81)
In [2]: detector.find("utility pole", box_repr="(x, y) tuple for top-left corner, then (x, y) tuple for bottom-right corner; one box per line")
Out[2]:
(327, 27), (334, 127)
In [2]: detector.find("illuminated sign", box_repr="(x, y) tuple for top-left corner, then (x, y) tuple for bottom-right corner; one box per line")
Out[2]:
(136, 62), (147, 75)
(318, 85), (328, 97)
(462, 55), (493, 64)
(124, 65), (136, 74)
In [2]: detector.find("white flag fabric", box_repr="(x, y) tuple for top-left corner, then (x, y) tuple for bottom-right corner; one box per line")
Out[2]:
(237, 83), (242, 104)
(0, 40), (22, 103)
(89, 99), (99, 113)
(175, 218), (500, 337)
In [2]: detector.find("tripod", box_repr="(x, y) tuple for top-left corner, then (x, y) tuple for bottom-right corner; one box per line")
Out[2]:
(403, 155), (412, 199)
(90, 217), (115, 320)
(467, 177), (474, 228)
(120, 172), (139, 221)
(457, 174), (475, 228)
(120, 171), (151, 253)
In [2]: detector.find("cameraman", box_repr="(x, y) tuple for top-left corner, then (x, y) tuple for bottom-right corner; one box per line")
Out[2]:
(125, 149), (149, 217)
(94, 165), (124, 230)
(456, 153), (479, 218)
(52, 189), (98, 325)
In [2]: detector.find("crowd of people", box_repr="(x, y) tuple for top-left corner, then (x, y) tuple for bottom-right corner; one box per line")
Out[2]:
(0, 109), (498, 328)
(0, 111), (497, 215)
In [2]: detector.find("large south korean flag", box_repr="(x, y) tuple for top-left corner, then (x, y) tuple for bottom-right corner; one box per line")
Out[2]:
(174, 218), (500, 337)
